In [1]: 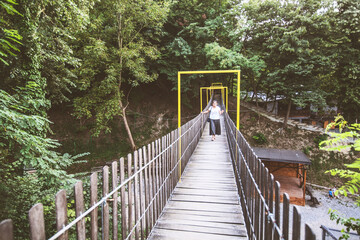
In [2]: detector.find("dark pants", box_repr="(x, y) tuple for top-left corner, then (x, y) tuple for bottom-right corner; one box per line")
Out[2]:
(209, 119), (221, 135)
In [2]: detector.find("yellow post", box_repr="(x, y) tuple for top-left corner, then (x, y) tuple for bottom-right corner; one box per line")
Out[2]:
(200, 88), (202, 112)
(206, 88), (209, 104)
(178, 72), (182, 182)
(226, 87), (228, 113)
(236, 72), (240, 164)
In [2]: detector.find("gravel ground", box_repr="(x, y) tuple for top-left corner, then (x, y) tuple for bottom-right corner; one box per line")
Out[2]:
(280, 188), (360, 239)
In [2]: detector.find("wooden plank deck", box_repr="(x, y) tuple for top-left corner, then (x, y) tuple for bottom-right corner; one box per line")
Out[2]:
(148, 117), (248, 240)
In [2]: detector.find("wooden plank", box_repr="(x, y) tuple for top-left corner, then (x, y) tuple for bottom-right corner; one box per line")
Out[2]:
(74, 181), (86, 240)
(275, 181), (281, 228)
(150, 228), (247, 240)
(283, 193), (290, 240)
(147, 144), (154, 230)
(0, 219), (13, 240)
(119, 157), (127, 240)
(90, 172), (98, 240)
(138, 148), (145, 239)
(269, 174), (274, 213)
(143, 146), (150, 237)
(151, 142), (157, 222)
(164, 200), (241, 214)
(112, 161), (119, 240)
(102, 166), (109, 240)
(159, 209), (245, 224)
(133, 150), (140, 239)
(29, 203), (45, 240)
(305, 224), (316, 240)
(292, 206), (301, 240)
(170, 194), (238, 205)
(55, 189), (68, 240)
(155, 220), (247, 237)
(127, 153), (133, 239)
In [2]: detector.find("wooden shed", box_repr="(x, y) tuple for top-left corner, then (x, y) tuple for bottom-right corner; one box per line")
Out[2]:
(253, 147), (311, 206)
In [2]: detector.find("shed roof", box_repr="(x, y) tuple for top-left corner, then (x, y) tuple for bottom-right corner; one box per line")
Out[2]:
(253, 147), (311, 165)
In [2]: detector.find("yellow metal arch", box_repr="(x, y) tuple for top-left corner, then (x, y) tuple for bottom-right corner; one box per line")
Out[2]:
(178, 70), (241, 182)
(200, 86), (228, 113)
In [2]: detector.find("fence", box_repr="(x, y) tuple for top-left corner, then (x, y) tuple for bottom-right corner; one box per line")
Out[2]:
(320, 225), (338, 240)
(0, 106), (209, 240)
(224, 111), (317, 240)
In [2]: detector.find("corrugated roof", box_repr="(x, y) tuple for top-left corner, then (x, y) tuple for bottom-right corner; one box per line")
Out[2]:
(253, 147), (311, 165)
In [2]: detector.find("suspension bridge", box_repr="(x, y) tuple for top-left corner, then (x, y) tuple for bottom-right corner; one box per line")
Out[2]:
(0, 71), (319, 240)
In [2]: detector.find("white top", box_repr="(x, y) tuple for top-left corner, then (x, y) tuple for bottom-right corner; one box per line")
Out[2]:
(209, 106), (221, 120)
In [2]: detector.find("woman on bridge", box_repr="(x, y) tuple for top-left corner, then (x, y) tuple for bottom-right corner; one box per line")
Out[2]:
(202, 100), (224, 141)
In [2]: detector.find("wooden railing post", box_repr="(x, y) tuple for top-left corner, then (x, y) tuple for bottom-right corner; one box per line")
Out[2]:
(275, 181), (281, 227)
(55, 189), (68, 240)
(283, 193), (290, 240)
(127, 154), (133, 240)
(0, 219), (14, 240)
(90, 172), (98, 240)
(102, 166), (109, 240)
(74, 181), (86, 240)
(134, 151), (140, 239)
(138, 147), (145, 239)
(305, 224), (316, 240)
(119, 157), (127, 240)
(112, 161), (119, 240)
(29, 203), (45, 240)
(292, 206), (301, 240)
(142, 146), (150, 237)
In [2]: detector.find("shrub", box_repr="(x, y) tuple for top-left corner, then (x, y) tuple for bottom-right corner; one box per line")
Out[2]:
(314, 134), (328, 148)
(252, 132), (267, 145)
(302, 146), (312, 155)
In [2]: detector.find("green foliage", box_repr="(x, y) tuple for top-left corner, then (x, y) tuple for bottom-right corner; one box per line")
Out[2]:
(73, 0), (170, 136)
(0, 89), (86, 183)
(314, 134), (328, 148)
(0, 0), (22, 65)
(324, 0), (360, 121)
(320, 115), (360, 238)
(252, 132), (267, 145)
(329, 209), (360, 239)
(302, 146), (312, 155)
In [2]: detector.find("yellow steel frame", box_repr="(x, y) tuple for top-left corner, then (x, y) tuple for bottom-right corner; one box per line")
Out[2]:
(200, 86), (228, 113)
(210, 83), (223, 95)
(178, 70), (241, 181)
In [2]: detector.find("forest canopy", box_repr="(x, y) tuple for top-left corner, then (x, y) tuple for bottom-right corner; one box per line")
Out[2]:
(0, 0), (359, 238)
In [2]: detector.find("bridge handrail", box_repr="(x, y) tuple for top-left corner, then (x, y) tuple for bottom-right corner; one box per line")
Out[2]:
(223, 110), (317, 240)
(0, 100), (212, 240)
(224, 111), (281, 236)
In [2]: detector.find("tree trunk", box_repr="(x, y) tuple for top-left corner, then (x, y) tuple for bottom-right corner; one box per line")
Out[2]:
(117, 11), (136, 151)
(120, 101), (136, 151)
(271, 96), (277, 114)
(283, 100), (292, 128)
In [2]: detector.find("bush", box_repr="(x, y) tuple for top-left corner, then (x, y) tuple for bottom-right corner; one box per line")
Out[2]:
(252, 132), (267, 145)
(314, 134), (328, 148)
(302, 146), (312, 155)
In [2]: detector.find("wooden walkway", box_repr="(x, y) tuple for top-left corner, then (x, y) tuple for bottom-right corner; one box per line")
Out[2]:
(148, 117), (248, 240)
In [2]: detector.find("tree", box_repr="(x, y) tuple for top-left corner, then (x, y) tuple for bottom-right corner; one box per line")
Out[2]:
(321, 115), (360, 238)
(0, 1), (93, 237)
(156, 0), (240, 94)
(73, 0), (170, 150)
(241, 0), (331, 127)
(0, 0), (22, 65)
(325, 0), (360, 122)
